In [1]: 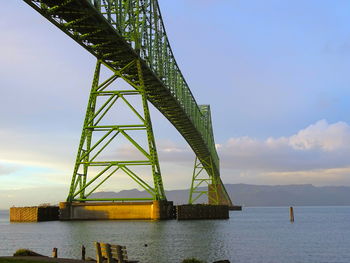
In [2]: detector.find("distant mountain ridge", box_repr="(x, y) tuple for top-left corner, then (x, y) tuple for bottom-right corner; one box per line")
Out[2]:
(91, 184), (350, 206)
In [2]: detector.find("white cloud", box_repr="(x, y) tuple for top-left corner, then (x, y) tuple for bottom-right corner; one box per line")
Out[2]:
(219, 120), (350, 183)
(288, 120), (350, 151)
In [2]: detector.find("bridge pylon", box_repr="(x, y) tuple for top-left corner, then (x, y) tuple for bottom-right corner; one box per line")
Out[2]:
(208, 178), (233, 207)
(188, 156), (233, 206)
(67, 59), (166, 202)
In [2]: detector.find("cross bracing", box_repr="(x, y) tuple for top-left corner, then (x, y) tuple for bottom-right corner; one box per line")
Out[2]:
(24, 0), (232, 205)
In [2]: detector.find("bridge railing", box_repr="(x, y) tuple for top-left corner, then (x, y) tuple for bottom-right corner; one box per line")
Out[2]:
(90, 0), (220, 171)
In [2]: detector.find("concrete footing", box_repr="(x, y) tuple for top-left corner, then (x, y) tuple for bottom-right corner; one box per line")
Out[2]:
(9, 202), (231, 222)
(59, 202), (229, 220)
(59, 201), (174, 220)
(10, 206), (59, 222)
(176, 204), (229, 220)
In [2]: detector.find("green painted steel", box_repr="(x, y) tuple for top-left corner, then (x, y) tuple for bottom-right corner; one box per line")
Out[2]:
(67, 59), (167, 201)
(188, 156), (219, 205)
(23, 0), (233, 205)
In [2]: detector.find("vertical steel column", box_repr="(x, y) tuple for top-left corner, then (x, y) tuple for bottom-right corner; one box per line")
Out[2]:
(68, 60), (101, 202)
(136, 59), (166, 200)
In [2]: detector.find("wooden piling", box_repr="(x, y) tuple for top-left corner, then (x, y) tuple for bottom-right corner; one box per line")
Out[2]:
(104, 243), (113, 263)
(114, 245), (124, 263)
(81, 245), (86, 261)
(95, 242), (102, 263)
(289, 206), (294, 222)
(52, 248), (57, 258)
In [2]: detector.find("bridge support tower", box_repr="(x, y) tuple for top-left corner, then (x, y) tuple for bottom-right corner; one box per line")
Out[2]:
(188, 157), (233, 206)
(66, 59), (166, 207)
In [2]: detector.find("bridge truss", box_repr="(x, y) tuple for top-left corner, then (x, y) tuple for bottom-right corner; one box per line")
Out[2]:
(23, 0), (233, 206)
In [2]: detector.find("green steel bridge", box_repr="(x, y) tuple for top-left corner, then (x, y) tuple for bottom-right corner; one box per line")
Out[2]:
(24, 0), (233, 206)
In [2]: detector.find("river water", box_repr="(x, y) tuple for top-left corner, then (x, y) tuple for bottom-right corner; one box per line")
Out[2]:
(1, 206), (350, 263)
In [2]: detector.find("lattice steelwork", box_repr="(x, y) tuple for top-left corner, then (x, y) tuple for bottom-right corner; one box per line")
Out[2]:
(68, 59), (166, 201)
(23, 0), (233, 206)
(188, 156), (219, 205)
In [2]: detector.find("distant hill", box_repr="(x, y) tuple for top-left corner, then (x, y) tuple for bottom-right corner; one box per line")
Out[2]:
(225, 184), (350, 206)
(91, 184), (350, 206)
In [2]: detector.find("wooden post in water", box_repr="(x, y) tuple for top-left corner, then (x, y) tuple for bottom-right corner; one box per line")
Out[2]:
(289, 206), (294, 222)
(52, 248), (58, 258)
(81, 245), (86, 261)
(95, 242), (102, 263)
(115, 245), (124, 263)
(104, 243), (113, 263)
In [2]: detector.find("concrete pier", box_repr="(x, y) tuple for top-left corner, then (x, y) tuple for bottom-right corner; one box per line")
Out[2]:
(10, 206), (59, 222)
(229, 205), (242, 211)
(10, 201), (232, 221)
(176, 204), (229, 220)
(59, 201), (174, 220)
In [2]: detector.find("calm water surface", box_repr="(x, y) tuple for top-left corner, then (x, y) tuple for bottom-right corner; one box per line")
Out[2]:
(1, 207), (350, 263)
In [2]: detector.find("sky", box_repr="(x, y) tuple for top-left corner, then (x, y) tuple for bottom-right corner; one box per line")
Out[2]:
(1, 0), (350, 208)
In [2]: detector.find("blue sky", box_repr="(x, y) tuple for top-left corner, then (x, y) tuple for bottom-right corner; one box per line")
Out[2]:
(1, 0), (350, 208)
